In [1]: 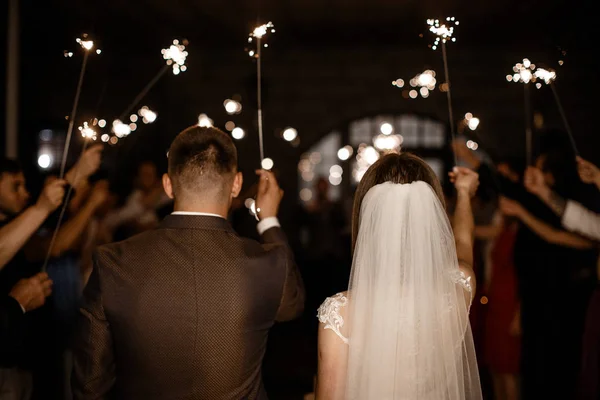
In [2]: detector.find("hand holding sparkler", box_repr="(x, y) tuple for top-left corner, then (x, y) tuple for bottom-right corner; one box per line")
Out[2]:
(35, 179), (67, 214)
(255, 169), (283, 220)
(576, 157), (600, 187)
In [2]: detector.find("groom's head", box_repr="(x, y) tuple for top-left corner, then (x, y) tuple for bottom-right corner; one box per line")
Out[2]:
(163, 126), (242, 211)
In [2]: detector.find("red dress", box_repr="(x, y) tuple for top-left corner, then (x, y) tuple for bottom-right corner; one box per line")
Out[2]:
(484, 224), (521, 374)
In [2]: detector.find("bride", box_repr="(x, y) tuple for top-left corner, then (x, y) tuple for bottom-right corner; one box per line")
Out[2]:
(316, 153), (482, 399)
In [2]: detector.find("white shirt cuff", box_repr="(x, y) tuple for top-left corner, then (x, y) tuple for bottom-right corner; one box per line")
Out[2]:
(257, 217), (280, 235)
(562, 200), (580, 232)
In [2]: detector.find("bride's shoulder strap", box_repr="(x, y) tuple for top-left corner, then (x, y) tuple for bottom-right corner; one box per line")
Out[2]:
(317, 292), (349, 344)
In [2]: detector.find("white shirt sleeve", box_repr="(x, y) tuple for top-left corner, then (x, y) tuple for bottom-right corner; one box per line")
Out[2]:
(257, 217), (281, 235)
(562, 200), (600, 241)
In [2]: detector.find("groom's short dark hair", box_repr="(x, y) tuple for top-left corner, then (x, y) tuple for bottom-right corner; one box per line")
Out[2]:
(168, 126), (238, 199)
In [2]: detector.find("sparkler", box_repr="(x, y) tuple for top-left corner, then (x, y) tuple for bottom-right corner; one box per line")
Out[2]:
(59, 34), (96, 179)
(42, 116), (98, 273)
(427, 17), (459, 166)
(508, 58), (536, 165)
(247, 22), (275, 163)
(138, 106), (158, 124)
(534, 68), (579, 155)
(120, 39), (188, 120)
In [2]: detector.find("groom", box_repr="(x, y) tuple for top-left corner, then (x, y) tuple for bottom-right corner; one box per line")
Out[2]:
(71, 126), (305, 399)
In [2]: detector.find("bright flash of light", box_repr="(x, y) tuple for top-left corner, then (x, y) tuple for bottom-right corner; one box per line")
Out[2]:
(197, 114), (213, 128)
(261, 158), (274, 170)
(79, 122), (97, 140)
(98, 119), (106, 128)
(534, 68), (557, 85)
(138, 106), (157, 124)
(112, 119), (131, 138)
(64, 51), (74, 58)
(231, 127), (245, 140)
(224, 99), (242, 115)
(282, 127), (298, 142)
(427, 17), (459, 50)
(130, 114), (138, 123)
(101, 134), (110, 142)
(337, 145), (354, 161)
(162, 39), (188, 75)
(409, 90), (418, 99)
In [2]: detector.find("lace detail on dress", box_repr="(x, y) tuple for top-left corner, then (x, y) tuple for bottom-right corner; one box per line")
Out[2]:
(448, 269), (473, 293)
(317, 293), (349, 345)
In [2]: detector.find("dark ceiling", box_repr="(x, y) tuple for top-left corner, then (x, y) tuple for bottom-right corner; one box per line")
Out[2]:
(1, 0), (598, 189)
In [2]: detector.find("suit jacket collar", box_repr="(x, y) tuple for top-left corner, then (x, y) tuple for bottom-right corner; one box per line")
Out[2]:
(160, 214), (235, 233)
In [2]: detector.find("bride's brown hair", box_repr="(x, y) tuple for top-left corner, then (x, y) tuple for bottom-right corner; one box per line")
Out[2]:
(351, 152), (445, 250)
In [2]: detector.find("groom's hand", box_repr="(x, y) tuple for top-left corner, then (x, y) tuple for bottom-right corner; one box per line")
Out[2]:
(255, 169), (284, 219)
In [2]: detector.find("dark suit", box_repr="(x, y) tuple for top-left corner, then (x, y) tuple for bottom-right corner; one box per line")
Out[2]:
(72, 215), (304, 400)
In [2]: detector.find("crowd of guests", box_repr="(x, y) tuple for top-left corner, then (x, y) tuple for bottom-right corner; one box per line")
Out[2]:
(451, 132), (600, 400)
(0, 146), (174, 399)
(1, 128), (600, 399)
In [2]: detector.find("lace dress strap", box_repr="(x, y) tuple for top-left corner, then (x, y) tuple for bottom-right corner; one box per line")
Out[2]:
(317, 293), (349, 345)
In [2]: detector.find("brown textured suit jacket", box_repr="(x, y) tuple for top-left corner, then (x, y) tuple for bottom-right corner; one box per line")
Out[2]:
(72, 215), (305, 400)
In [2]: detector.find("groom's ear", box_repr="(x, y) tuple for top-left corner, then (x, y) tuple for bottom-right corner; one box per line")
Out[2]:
(162, 173), (174, 199)
(231, 172), (243, 199)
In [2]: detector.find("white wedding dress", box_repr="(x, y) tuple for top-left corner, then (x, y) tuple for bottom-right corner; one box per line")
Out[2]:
(317, 181), (482, 400)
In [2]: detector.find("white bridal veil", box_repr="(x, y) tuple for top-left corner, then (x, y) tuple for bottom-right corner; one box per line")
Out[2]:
(344, 181), (482, 399)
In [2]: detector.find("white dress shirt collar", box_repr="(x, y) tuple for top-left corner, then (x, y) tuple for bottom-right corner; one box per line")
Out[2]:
(171, 211), (225, 219)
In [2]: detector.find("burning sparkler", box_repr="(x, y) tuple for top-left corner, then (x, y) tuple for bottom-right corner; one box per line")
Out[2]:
(247, 22), (275, 163)
(161, 39), (188, 75)
(120, 39), (188, 121)
(508, 58), (536, 165)
(79, 122), (97, 141)
(427, 17), (459, 166)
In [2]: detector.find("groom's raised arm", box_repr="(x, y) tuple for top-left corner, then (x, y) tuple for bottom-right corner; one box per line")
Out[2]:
(259, 220), (305, 321)
(72, 254), (116, 400)
(255, 169), (305, 322)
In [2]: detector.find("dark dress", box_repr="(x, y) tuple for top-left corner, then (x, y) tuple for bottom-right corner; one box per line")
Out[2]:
(484, 223), (520, 374)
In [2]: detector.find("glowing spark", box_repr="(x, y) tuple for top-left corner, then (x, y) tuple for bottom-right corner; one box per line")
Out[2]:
(510, 59), (537, 84)
(247, 22), (275, 57)
(261, 158), (274, 170)
(138, 106), (157, 124)
(162, 39), (188, 75)
(197, 114), (213, 128)
(78, 122), (97, 140)
(64, 51), (74, 58)
(427, 17), (458, 50)
(282, 127), (298, 142)
(232, 127), (245, 140)
(337, 146), (354, 161)
(534, 68), (557, 85)
(112, 119), (131, 138)
(76, 37), (94, 51)
(98, 119), (106, 128)
(224, 99), (242, 115)
(392, 79), (405, 88)
(409, 70), (437, 92)
(100, 134), (110, 142)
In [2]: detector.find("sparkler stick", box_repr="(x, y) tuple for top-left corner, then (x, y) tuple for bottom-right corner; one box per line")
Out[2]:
(119, 39), (187, 122)
(427, 18), (459, 166)
(248, 22), (275, 163)
(42, 124), (97, 272)
(534, 68), (579, 156)
(60, 36), (96, 179)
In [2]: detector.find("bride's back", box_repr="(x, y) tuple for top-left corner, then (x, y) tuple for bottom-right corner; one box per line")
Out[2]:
(318, 153), (481, 400)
